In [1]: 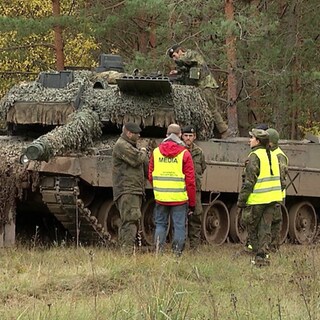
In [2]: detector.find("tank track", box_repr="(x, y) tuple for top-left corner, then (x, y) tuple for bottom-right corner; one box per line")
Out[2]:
(39, 176), (111, 245)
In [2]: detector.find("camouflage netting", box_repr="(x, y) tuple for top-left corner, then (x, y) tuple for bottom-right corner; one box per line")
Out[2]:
(26, 108), (102, 161)
(83, 83), (214, 140)
(0, 137), (30, 223)
(0, 71), (91, 126)
(0, 70), (215, 139)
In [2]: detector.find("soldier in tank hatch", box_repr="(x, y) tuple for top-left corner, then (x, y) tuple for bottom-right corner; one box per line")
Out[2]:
(112, 122), (149, 252)
(167, 44), (231, 139)
(181, 125), (206, 250)
(148, 124), (196, 257)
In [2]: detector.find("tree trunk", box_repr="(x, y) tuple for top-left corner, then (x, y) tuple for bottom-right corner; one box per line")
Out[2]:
(52, 0), (65, 71)
(225, 0), (238, 135)
(149, 16), (157, 59)
(247, 0), (261, 127)
(289, 2), (302, 140)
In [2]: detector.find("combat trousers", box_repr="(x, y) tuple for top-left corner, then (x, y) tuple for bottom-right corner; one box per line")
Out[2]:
(188, 192), (203, 248)
(201, 87), (228, 134)
(154, 203), (188, 255)
(115, 194), (142, 248)
(270, 203), (282, 250)
(241, 203), (276, 257)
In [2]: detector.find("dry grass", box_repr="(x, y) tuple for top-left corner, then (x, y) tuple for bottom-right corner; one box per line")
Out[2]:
(0, 243), (319, 319)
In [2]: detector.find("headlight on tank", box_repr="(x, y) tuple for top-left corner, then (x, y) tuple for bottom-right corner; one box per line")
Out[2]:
(19, 154), (29, 165)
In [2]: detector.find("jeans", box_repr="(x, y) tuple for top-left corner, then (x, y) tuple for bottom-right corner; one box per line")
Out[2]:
(154, 203), (188, 254)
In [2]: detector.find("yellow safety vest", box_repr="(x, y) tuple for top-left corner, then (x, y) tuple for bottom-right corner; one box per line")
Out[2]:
(247, 148), (282, 205)
(273, 147), (288, 199)
(152, 147), (188, 202)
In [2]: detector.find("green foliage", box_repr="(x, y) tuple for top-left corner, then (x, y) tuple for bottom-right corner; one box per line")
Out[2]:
(0, 0), (319, 138)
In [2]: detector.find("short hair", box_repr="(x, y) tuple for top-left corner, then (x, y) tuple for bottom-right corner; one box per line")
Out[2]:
(167, 124), (181, 135)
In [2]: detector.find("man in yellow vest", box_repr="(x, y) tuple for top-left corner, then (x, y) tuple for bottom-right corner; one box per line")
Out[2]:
(148, 124), (196, 256)
(237, 129), (282, 266)
(267, 128), (289, 252)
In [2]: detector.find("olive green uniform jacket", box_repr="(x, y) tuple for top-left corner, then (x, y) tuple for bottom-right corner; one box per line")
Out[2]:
(112, 133), (148, 202)
(190, 143), (207, 192)
(271, 145), (288, 193)
(175, 49), (219, 89)
(175, 50), (228, 134)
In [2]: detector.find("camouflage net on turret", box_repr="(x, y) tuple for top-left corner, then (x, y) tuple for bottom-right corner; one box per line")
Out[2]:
(0, 71), (91, 127)
(83, 83), (214, 140)
(0, 70), (215, 139)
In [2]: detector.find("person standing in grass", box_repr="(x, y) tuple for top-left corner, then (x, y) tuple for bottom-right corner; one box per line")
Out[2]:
(112, 122), (149, 252)
(181, 125), (206, 250)
(267, 128), (289, 252)
(237, 129), (282, 266)
(148, 124), (196, 257)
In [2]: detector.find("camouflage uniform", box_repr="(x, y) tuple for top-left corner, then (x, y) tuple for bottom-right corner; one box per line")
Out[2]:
(237, 145), (278, 259)
(188, 143), (206, 248)
(270, 145), (289, 251)
(175, 49), (228, 134)
(112, 133), (148, 248)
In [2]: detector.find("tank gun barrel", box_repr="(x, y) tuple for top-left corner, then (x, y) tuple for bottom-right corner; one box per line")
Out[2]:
(23, 109), (102, 162)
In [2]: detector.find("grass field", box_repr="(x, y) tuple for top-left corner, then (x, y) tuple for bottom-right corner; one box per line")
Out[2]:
(0, 243), (319, 320)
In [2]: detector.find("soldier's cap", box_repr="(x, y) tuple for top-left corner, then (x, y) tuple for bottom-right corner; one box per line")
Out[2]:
(249, 128), (269, 140)
(182, 125), (196, 134)
(256, 123), (269, 130)
(266, 128), (279, 144)
(167, 44), (181, 58)
(124, 122), (142, 134)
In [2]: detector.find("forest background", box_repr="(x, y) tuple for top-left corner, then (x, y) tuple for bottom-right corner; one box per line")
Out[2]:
(0, 0), (319, 138)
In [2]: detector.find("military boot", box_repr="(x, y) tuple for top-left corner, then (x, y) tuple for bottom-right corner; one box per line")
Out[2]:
(251, 254), (270, 267)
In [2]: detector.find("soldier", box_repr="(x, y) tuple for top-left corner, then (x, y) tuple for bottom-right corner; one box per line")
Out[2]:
(237, 129), (282, 266)
(148, 124), (196, 257)
(167, 44), (231, 139)
(181, 125), (206, 250)
(112, 122), (149, 252)
(267, 128), (289, 252)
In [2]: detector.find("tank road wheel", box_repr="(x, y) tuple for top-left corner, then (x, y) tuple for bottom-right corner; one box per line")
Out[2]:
(229, 204), (247, 244)
(97, 200), (121, 241)
(279, 204), (289, 244)
(141, 199), (171, 246)
(289, 201), (317, 244)
(202, 200), (230, 245)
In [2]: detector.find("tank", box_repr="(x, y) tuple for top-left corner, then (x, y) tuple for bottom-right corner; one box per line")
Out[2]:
(0, 60), (319, 247)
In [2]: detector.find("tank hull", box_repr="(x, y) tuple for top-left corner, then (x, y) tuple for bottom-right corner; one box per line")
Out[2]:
(17, 137), (320, 247)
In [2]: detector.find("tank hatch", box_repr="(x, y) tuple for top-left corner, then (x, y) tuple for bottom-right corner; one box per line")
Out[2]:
(116, 76), (172, 95)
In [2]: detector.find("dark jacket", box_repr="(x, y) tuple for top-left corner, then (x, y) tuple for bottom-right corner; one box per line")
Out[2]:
(112, 133), (148, 201)
(148, 134), (196, 207)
